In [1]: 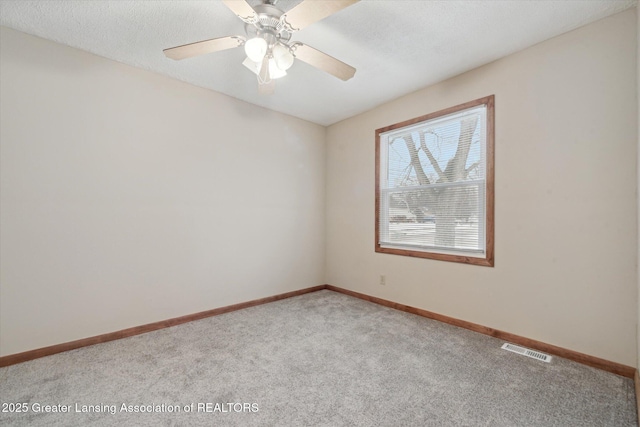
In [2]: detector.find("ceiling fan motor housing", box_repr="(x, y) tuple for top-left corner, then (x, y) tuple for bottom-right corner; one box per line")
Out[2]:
(248, 4), (292, 46)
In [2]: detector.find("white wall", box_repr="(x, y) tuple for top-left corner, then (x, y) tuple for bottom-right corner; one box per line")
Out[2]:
(0, 27), (326, 357)
(326, 10), (638, 366)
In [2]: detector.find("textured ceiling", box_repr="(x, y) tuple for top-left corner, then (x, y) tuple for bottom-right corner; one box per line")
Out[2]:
(0, 0), (636, 125)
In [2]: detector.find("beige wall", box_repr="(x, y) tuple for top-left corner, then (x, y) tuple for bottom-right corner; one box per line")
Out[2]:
(637, 4), (640, 372)
(0, 27), (326, 357)
(326, 10), (638, 366)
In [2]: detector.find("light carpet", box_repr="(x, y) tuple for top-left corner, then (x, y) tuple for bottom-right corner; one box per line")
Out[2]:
(0, 290), (636, 426)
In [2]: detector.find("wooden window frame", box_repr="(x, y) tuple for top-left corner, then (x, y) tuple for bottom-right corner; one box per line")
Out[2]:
(375, 95), (494, 267)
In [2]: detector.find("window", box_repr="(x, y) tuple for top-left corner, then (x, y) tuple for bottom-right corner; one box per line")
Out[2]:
(375, 95), (494, 266)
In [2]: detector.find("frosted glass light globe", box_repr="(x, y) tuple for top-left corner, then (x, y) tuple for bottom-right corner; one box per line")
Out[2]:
(272, 43), (294, 71)
(268, 59), (287, 79)
(244, 37), (268, 62)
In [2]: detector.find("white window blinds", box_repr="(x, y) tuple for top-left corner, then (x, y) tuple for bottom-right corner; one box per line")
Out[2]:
(378, 104), (487, 257)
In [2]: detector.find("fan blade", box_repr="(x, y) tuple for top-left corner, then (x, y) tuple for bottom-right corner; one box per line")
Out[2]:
(242, 58), (275, 95)
(221, 0), (258, 23)
(258, 54), (271, 84)
(282, 0), (359, 31)
(164, 36), (245, 60)
(259, 80), (275, 95)
(292, 43), (356, 81)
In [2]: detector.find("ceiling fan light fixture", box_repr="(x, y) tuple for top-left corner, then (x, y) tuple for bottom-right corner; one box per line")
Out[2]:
(244, 36), (268, 62)
(242, 57), (286, 80)
(268, 58), (287, 79)
(272, 43), (294, 71)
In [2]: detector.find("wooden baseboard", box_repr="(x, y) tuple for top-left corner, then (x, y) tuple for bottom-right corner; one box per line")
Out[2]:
(325, 285), (636, 378)
(2, 283), (636, 380)
(0, 285), (325, 368)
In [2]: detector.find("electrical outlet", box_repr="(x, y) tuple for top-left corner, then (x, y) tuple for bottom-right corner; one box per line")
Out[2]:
(380, 275), (386, 286)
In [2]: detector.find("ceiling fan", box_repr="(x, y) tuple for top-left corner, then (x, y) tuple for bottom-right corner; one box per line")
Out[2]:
(163, 0), (359, 94)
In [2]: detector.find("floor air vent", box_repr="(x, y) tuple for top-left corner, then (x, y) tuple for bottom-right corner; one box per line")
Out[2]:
(501, 343), (552, 363)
